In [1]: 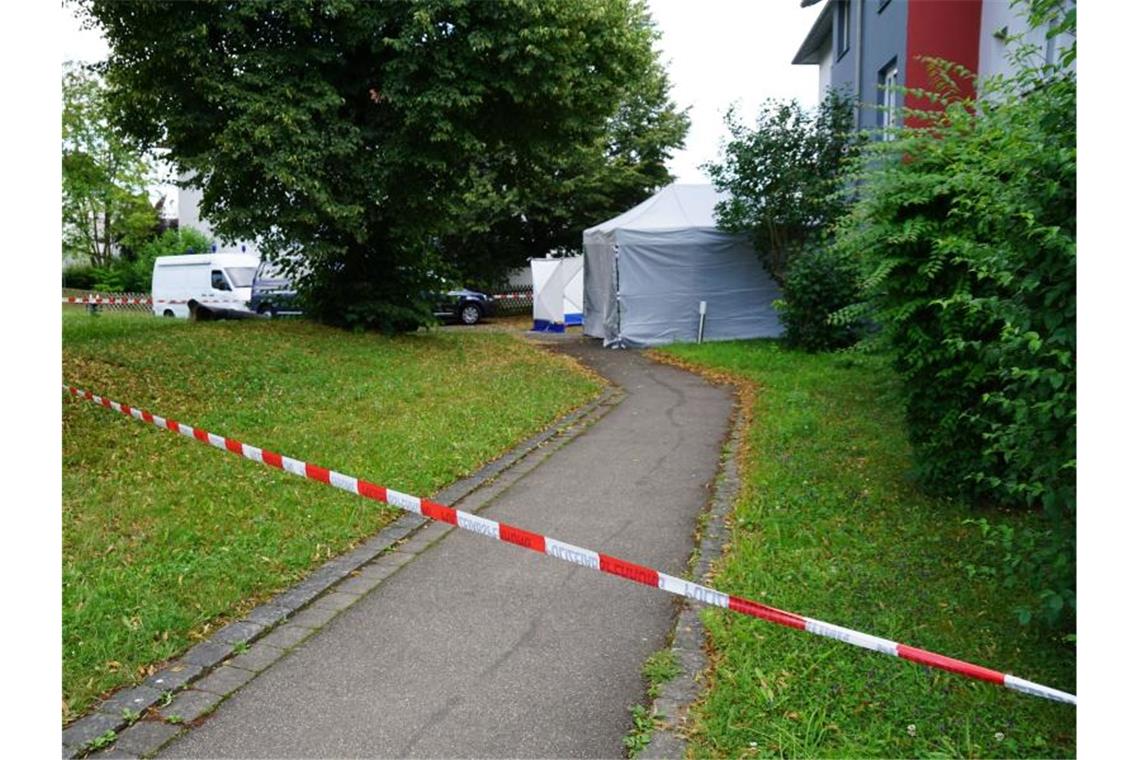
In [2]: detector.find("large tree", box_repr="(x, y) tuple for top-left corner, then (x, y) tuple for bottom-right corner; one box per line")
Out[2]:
(79, 0), (687, 329)
(439, 58), (689, 289)
(62, 61), (158, 268)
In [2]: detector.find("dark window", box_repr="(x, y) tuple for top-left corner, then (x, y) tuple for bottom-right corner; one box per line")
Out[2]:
(878, 58), (900, 139)
(836, 1), (851, 58)
(211, 270), (231, 291)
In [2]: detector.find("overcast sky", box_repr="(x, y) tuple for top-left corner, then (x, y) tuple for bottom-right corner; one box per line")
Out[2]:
(59, 1), (822, 190)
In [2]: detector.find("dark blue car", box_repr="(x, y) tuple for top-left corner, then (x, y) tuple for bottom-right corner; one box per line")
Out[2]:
(249, 259), (303, 318)
(433, 288), (496, 325)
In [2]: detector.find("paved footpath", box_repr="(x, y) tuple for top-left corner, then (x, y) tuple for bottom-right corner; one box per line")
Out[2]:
(161, 339), (732, 758)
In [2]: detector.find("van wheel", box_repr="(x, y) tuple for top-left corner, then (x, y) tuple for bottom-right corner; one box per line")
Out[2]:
(459, 303), (482, 326)
(163, 309), (174, 318)
(258, 303), (277, 319)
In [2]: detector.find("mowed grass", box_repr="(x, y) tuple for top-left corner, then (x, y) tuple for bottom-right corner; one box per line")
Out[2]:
(63, 311), (600, 721)
(656, 341), (1075, 758)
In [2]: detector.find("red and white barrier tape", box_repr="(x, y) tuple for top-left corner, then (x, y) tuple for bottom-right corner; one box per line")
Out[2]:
(63, 296), (152, 305)
(66, 292), (528, 305)
(62, 385), (1076, 706)
(63, 296), (247, 306)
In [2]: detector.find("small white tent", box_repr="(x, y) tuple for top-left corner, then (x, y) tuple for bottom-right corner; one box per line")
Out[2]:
(583, 183), (783, 347)
(530, 256), (584, 332)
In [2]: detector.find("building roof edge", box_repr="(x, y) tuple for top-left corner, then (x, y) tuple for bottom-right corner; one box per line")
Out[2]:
(791, 0), (835, 66)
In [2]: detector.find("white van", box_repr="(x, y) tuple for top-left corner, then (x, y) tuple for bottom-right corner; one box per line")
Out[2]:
(151, 253), (259, 318)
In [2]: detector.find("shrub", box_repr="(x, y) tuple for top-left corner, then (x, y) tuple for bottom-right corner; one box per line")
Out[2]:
(776, 246), (861, 351)
(704, 90), (864, 284)
(835, 38), (1075, 627)
(62, 265), (99, 290)
(92, 228), (214, 293)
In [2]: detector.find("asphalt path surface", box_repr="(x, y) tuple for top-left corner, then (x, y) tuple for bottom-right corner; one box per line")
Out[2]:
(162, 338), (733, 758)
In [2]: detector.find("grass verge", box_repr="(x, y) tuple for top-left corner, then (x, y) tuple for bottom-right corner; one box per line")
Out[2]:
(63, 311), (599, 721)
(654, 340), (1075, 758)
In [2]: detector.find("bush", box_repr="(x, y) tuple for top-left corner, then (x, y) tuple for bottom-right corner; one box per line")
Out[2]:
(835, 47), (1075, 628)
(776, 246), (861, 351)
(92, 228), (214, 293)
(62, 265), (99, 290)
(705, 90), (863, 284)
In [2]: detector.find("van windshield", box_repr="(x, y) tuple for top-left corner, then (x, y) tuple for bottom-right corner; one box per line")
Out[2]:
(225, 267), (256, 288)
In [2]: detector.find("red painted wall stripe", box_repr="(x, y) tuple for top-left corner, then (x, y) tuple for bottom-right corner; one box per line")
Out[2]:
(599, 554), (659, 587)
(499, 523), (546, 553)
(904, 0), (982, 128)
(898, 644), (1006, 684)
(728, 596), (807, 630)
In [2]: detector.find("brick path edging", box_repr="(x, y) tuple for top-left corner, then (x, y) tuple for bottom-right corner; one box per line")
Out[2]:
(640, 391), (745, 759)
(62, 385), (618, 760)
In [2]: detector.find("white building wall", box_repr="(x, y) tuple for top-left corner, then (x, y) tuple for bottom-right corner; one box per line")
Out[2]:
(177, 180), (260, 256)
(978, 0), (1075, 83)
(817, 34), (834, 101)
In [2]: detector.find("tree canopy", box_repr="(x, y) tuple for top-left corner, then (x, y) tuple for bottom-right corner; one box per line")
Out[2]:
(62, 61), (159, 268)
(78, 0), (688, 329)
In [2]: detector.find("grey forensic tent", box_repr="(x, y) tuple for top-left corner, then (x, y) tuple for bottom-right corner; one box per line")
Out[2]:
(582, 183), (783, 347)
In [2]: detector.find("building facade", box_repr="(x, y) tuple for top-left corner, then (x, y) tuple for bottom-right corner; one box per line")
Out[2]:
(792, 0), (1074, 132)
(178, 181), (261, 257)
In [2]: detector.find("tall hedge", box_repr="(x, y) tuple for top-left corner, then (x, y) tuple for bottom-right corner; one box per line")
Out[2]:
(835, 51), (1075, 627)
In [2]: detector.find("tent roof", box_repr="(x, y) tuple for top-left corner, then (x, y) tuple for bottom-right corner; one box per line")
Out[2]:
(584, 183), (728, 235)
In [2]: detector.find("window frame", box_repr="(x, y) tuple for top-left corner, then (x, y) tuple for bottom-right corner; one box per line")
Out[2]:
(836, 0), (851, 60)
(879, 58), (900, 139)
(210, 270), (232, 292)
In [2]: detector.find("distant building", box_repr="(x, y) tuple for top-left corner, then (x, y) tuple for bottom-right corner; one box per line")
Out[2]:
(792, 0), (1074, 133)
(178, 181), (260, 256)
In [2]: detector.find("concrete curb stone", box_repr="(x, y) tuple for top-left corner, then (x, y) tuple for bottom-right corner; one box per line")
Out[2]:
(285, 604), (341, 630)
(110, 720), (182, 757)
(255, 622), (314, 651)
(159, 689), (223, 725)
(192, 665), (258, 698)
(143, 663), (202, 694)
(96, 686), (163, 718)
(62, 712), (127, 753)
(226, 641), (286, 674)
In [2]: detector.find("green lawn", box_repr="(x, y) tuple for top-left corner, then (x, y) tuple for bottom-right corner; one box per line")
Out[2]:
(655, 340), (1075, 758)
(62, 312), (600, 721)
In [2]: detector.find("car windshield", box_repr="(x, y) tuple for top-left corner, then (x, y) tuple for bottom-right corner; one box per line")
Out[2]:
(256, 257), (308, 281)
(225, 267), (256, 288)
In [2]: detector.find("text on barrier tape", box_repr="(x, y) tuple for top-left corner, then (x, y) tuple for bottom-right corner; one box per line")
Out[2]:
(62, 385), (1075, 706)
(63, 296), (247, 306)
